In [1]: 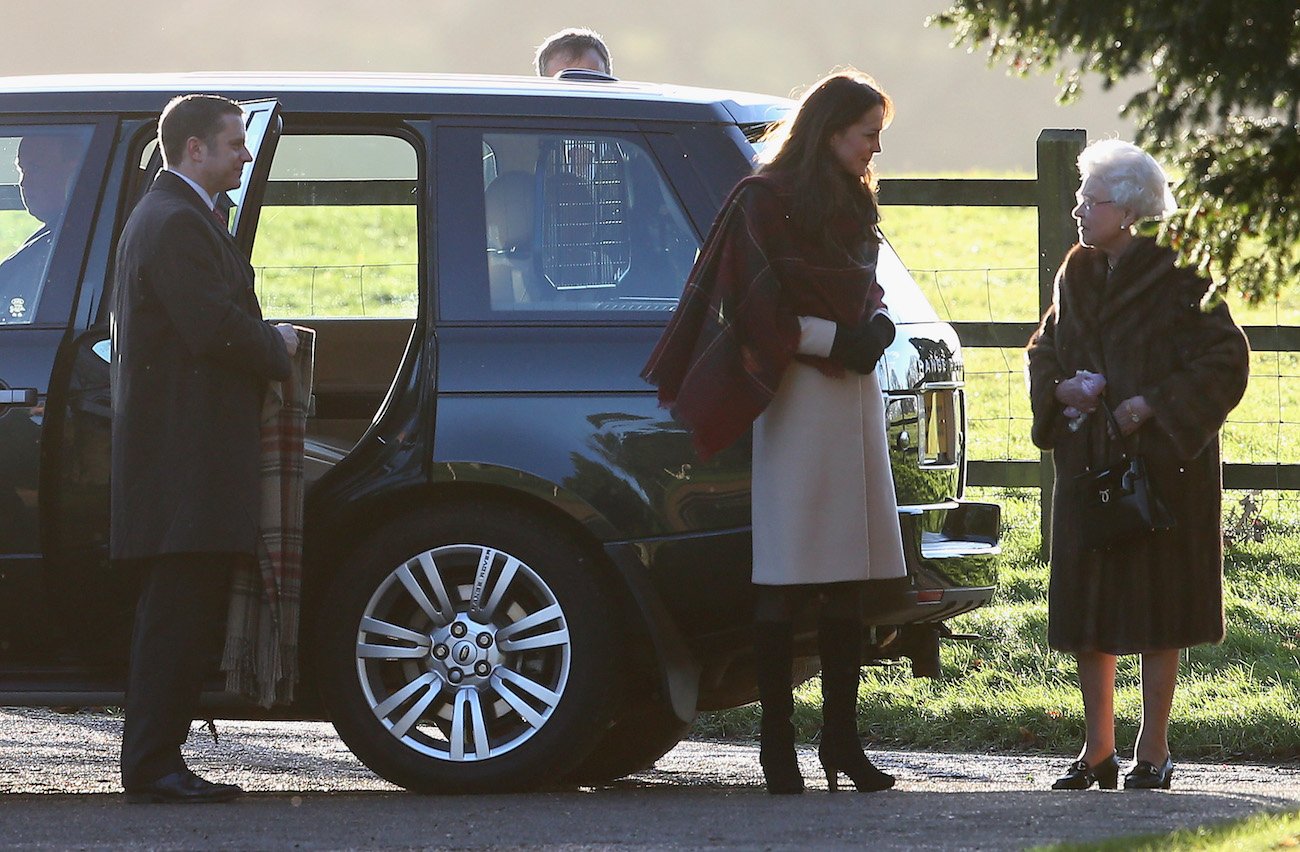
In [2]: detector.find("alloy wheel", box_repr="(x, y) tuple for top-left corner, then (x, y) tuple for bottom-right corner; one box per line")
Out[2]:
(354, 543), (571, 762)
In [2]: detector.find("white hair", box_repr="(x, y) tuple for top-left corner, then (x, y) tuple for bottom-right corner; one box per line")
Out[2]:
(1077, 139), (1176, 219)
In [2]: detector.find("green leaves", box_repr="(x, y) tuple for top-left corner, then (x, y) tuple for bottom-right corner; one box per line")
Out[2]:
(935, 0), (1300, 300)
(1161, 118), (1300, 302)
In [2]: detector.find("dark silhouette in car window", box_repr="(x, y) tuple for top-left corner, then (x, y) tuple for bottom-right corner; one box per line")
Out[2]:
(0, 130), (88, 324)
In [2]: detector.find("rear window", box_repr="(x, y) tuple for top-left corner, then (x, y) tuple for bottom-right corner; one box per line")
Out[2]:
(441, 129), (700, 320)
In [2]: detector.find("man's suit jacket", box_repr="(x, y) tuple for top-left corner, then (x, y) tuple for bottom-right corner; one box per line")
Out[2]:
(0, 226), (52, 323)
(110, 170), (290, 560)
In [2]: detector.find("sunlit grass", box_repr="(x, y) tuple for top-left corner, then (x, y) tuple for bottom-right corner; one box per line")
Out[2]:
(250, 205), (419, 318)
(696, 488), (1300, 761)
(1035, 809), (1300, 852)
(0, 210), (40, 248)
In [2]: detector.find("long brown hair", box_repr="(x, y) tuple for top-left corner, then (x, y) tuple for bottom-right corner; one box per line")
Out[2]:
(757, 70), (893, 246)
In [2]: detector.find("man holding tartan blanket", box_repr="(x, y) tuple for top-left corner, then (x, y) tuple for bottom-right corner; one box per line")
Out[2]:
(111, 94), (300, 804)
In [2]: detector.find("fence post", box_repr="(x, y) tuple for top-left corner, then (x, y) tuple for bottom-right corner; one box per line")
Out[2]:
(1035, 129), (1087, 558)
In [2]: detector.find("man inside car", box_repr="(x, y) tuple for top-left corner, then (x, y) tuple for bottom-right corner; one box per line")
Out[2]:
(0, 131), (83, 324)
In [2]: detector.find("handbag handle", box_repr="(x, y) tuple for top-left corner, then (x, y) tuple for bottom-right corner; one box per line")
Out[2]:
(1097, 399), (1137, 455)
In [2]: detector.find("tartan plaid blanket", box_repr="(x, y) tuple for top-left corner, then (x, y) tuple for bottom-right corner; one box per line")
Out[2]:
(641, 173), (884, 459)
(221, 325), (315, 707)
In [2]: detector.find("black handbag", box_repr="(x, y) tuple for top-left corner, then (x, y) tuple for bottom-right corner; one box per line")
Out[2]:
(1073, 401), (1175, 549)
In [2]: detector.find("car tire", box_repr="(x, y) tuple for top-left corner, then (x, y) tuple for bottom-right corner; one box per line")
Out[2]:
(317, 502), (620, 793)
(563, 700), (692, 784)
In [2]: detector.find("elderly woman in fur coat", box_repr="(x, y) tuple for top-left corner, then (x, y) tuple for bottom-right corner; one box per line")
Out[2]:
(1027, 140), (1249, 792)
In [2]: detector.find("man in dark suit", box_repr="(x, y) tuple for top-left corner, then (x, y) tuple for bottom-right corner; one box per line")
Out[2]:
(111, 94), (297, 804)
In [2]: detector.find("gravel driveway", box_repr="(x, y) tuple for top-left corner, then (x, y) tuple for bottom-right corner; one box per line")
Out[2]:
(2, 707), (1298, 850)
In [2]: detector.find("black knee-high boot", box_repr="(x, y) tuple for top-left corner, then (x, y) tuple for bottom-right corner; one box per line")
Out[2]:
(752, 620), (805, 794)
(817, 614), (894, 792)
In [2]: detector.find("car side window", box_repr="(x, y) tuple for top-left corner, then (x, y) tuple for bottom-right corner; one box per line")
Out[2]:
(0, 127), (93, 325)
(251, 134), (419, 319)
(480, 132), (697, 315)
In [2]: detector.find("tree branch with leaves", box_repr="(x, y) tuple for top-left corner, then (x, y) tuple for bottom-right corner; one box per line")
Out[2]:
(933, 0), (1299, 301)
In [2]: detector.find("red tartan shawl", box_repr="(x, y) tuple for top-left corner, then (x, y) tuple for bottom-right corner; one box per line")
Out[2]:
(222, 325), (314, 707)
(641, 173), (885, 459)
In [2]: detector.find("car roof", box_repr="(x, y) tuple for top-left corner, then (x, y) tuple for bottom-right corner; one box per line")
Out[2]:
(0, 72), (791, 125)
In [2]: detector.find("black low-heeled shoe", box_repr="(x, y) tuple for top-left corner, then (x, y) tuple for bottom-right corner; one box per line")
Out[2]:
(1124, 755), (1174, 790)
(1051, 752), (1120, 790)
(125, 769), (243, 804)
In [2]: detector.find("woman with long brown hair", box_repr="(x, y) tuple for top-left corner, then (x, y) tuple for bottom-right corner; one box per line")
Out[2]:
(643, 70), (905, 794)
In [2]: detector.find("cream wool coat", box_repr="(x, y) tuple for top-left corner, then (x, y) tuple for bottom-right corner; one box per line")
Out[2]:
(751, 316), (907, 586)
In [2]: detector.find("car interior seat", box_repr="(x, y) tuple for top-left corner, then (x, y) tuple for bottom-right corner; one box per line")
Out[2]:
(484, 170), (541, 308)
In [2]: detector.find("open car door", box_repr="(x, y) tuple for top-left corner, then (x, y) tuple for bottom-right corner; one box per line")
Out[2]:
(227, 98), (282, 253)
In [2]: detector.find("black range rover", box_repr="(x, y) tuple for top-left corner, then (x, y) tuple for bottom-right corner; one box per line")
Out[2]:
(0, 72), (998, 792)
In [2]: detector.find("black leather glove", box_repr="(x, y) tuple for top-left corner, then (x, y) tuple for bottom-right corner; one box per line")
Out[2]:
(829, 313), (896, 374)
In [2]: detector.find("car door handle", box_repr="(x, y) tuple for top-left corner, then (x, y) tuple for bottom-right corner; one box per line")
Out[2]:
(0, 388), (38, 405)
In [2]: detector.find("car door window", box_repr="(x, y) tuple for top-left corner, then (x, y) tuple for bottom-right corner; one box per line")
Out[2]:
(250, 132), (422, 460)
(227, 99), (280, 238)
(252, 133), (419, 319)
(0, 127), (93, 325)
(472, 131), (697, 316)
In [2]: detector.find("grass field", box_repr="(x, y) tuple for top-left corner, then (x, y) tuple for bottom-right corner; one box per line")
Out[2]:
(695, 486), (1300, 761)
(250, 205), (419, 318)
(1039, 809), (1300, 851)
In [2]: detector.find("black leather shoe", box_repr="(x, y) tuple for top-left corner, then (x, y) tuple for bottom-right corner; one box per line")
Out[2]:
(1051, 752), (1120, 790)
(125, 770), (243, 804)
(1124, 755), (1174, 790)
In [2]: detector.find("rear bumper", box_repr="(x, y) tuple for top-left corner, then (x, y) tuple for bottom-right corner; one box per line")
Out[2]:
(862, 499), (1000, 625)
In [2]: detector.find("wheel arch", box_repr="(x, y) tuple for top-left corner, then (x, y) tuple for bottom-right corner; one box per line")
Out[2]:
(306, 464), (617, 585)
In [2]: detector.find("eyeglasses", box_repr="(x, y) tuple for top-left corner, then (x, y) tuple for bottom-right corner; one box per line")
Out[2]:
(1075, 195), (1116, 213)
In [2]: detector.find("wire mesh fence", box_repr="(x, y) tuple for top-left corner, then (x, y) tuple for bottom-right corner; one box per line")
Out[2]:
(254, 262), (419, 318)
(909, 266), (1300, 469)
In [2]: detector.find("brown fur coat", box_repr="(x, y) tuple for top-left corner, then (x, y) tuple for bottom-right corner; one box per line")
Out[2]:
(1027, 238), (1249, 653)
